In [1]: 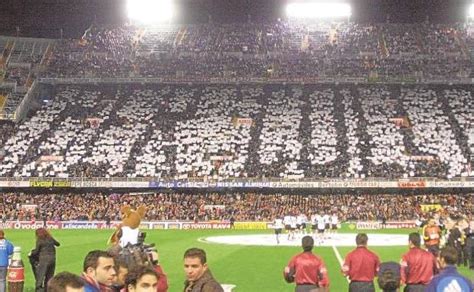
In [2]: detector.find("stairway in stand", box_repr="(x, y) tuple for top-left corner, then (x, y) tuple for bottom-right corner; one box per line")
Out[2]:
(467, 39), (474, 77)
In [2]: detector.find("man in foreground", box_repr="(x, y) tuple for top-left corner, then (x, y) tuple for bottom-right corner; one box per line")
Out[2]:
(81, 250), (117, 292)
(48, 272), (85, 292)
(400, 232), (437, 292)
(125, 266), (159, 292)
(284, 235), (330, 292)
(183, 248), (223, 292)
(342, 233), (380, 292)
(425, 246), (473, 292)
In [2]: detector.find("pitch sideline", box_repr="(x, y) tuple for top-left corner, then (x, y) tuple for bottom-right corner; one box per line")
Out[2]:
(332, 244), (350, 283)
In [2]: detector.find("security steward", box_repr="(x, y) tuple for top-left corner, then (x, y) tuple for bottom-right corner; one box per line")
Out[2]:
(284, 235), (330, 292)
(400, 233), (437, 292)
(422, 218), (441, 256)
(463, 221), (474, 269)
(342, 233), (380, 292)
(446, 220), (463, 266)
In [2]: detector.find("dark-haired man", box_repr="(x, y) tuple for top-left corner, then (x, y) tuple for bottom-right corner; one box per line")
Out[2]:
(125, 266), (158, 292)
(425, 246), (473, 292)
(81, 250), (116, 292)
(400, 233), (437, 292)
(183, 248), (223, 292)
(47, 272), (85, 292)
(284, 235), (330, 292)
(342, 233), (380, 292)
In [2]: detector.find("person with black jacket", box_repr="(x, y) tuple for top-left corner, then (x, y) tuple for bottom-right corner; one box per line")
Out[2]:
(30, 228), (61, 292)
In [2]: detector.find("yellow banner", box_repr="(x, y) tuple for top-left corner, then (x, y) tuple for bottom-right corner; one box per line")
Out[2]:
(420, 204), (443, 212)
(234, 222), (268, 230)
(53, 181), (71, 187)
(30, 181), (53, 187)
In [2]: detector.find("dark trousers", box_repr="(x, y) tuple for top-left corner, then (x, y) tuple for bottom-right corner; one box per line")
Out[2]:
(452, 245), (463, 266)
(462, 244), (473, 267)
(470, 245), (474, 269)
(349, 281), (375, 292)
(295, 284), (321, 292)
(403, 284), (426, 292)
(35, 257), (56, 292)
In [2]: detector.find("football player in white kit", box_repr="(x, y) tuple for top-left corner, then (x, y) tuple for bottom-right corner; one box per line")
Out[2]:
(310, 213), (318, 237)
(273, 216), (284, 244)
(283, 214), (292, 237)
(323, 213), (331, 239)
(289, 214), (297, 240)
(330, 213), (339, 235)
(316, 213), (326, 245)
(296, 213), (308, 235)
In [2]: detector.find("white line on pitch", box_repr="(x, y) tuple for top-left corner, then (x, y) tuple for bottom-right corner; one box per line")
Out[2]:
(332, 245), (350, 283)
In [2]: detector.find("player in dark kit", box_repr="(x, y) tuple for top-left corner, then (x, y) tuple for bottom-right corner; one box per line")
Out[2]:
(283, 236), (329, 292)
(342, 233), (380, 292)
(400, 233), (437, 292)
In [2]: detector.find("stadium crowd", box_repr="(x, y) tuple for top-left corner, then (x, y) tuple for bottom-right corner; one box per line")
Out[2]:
(40, 21), (471, 80)
(0, 192), (472, 222)
(0, 84), (472, 179)
(0, 121), (15, 146)
(2, 11), (474, 292)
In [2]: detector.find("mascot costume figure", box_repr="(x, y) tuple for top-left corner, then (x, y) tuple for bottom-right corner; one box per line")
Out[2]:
(108, 205), (169, 292)
(109, 205), (146, 247)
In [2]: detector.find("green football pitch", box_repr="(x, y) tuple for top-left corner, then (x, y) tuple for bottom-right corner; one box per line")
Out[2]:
(5, 227), (473, 292)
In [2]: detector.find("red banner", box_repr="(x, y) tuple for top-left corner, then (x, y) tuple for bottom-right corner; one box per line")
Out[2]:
(398, 180), (426, 188)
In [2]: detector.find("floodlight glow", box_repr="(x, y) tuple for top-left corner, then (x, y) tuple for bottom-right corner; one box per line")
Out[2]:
(286, 2), (352, 19)
(469, 3), (474, 18)
(127, 0), (174, 23)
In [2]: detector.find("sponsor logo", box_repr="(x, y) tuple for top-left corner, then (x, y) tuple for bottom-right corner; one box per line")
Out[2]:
(13, 222), (60, 229)
(182, 223), (230, 230)
(29, 181), (53, 187)
(7, 268), (25, 281)
(356, 221), (416, 229)
(53, 181), (71, 187)
(397, 180), (426, 188)
(62, 222), (102, 229)
(234, 222), (268, 230)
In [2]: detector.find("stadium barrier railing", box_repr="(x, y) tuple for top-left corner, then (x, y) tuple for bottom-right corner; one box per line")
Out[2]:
(0, 176), (472, 189)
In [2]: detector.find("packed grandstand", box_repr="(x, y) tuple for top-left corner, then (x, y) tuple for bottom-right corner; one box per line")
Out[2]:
(0, 15), (474, 217)
(0, 192), (473, 222)
(0, 21), (474, 177)
(0, 2), (474, 292)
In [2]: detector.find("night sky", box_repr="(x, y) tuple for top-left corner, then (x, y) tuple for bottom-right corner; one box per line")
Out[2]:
(0, 0), (471, 38)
